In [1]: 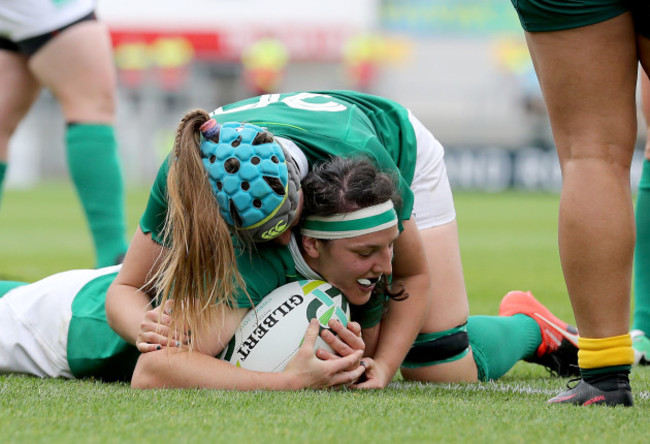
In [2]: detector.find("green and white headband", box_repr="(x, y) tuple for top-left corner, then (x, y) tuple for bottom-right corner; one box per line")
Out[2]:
(300, 200), (398, 240)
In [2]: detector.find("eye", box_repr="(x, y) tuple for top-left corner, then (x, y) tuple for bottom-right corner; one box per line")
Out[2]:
(356, 250), (373, 258)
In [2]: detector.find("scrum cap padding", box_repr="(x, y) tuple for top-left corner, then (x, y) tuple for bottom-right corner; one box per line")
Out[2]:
(200, 121), (301, 241)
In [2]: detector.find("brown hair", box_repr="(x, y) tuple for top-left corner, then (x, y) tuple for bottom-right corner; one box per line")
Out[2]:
(301, 156), (407, 301)
(150, 109), (245, 349)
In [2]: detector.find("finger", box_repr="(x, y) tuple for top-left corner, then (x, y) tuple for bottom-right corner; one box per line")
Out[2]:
(163, 299), (175, 313)
(142, 321), (169, 337)
(329, 361), (367, 386)
(300, 319), (320, 350)
(142, 321), (190, 345)
(137, 342), (164, 353)
(321, 325), (364, 357)
(327, 349), (363, 373)
(145, 311), (173, 331)
(347, 321), (362, 337)
(315, 347), (339, 360)
(328, 319), (364, 346)
(351, 379), (382, 389)
(139, 331), (171, 347)
(158, 312), (173, 327)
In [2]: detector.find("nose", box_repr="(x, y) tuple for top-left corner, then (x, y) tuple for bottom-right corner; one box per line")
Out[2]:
(372, 246), (393, 275)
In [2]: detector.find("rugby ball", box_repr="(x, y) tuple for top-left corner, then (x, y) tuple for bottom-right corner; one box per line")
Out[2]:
(219, 280), (350, 372)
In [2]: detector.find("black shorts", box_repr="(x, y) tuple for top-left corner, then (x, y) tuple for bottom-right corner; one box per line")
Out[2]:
(0, 11), (95, 57)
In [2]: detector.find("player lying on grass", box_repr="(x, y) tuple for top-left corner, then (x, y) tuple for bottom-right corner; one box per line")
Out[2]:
(0, 155), (577, 389)
(106, 91), (580, 388)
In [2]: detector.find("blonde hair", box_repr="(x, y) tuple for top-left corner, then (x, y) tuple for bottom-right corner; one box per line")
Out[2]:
(151, 109), (244, 350)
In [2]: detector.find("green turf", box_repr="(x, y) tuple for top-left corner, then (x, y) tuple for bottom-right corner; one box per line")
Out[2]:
(1, 185), (648, 443)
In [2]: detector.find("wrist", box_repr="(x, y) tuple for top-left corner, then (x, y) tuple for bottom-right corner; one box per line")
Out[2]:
(371, 357), (397, 386)
(257, 370), (301, 391)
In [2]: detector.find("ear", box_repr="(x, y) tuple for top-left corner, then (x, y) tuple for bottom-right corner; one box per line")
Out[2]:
(301, 235), (322, 259)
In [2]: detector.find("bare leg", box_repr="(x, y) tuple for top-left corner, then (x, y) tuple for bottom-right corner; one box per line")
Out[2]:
(27, 21), (127, 267)
(401, 221), (479, 382)
(28, 21), (116, 123)
(0, 51), (41, 162)
(0, 50), (41, 206)
(525, 13), (638, 339)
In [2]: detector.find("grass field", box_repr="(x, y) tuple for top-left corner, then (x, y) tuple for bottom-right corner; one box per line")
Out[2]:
(1, 184), (648, 443)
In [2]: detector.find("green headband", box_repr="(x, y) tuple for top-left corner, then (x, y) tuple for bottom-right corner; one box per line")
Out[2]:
(300, 200), (398, 240)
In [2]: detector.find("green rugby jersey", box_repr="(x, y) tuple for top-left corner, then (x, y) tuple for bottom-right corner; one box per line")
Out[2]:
(140, 91), (409, 327)
(67, 271), (139, 380)
(140, 90), (417, 245)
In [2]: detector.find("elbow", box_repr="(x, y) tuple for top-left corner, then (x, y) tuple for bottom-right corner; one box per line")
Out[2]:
(131, 352), (167, 389)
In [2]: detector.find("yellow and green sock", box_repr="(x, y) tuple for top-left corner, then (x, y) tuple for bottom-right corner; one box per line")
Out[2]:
(578, 334), (633, 390)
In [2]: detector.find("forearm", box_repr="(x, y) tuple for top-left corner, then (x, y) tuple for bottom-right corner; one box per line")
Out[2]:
(368, 219), (431, 383)
(132, 320), (366, 390)
(131, 349), (300, 390)
(371, 274), (430, 380)
(106, 283), (152, 345)
(106, 227), (164, 346)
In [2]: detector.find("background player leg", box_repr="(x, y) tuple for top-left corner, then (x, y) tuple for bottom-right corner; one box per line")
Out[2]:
(29, 21), (127, 267)
(525, 14), (638, 405)
(0, 50), (40, 207)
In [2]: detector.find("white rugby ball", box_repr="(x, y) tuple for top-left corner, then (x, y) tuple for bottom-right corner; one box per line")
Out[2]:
(219, 280), (350, 372)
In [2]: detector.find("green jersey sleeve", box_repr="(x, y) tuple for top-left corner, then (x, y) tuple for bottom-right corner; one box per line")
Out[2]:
(139, 157), (171, 245)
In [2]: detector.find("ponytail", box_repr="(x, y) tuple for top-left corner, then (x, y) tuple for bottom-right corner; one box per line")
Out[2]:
(151, 109), (244, 350)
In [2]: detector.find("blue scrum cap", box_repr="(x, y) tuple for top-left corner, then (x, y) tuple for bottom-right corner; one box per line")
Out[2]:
(199, 120), (301, 241)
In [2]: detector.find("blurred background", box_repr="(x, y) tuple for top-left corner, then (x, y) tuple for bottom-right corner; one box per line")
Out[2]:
(5, 0), (648, 193)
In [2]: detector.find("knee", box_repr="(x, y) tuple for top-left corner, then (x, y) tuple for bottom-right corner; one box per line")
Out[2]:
(402, 324), (470, 368)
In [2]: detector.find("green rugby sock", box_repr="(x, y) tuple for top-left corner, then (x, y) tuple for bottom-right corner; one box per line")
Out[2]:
(634, 159), (650, 334)
(468, 314), (540, 381)
(66, 123), (127, 267)
(0, 161), (7, 207)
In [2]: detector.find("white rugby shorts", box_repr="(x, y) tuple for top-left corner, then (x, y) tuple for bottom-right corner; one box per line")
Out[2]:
(0, 0), (94, 41)
(0, 265), (120, 378)
(408, 111), (456, 229)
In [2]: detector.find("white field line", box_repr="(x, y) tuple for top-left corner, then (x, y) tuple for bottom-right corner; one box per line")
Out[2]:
(390, 381), (650, 400)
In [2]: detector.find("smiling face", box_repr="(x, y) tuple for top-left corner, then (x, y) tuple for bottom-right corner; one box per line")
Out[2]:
(301, 225), (399, 305)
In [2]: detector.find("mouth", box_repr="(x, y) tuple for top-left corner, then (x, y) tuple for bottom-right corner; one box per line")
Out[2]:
(357, 276), (381, 290)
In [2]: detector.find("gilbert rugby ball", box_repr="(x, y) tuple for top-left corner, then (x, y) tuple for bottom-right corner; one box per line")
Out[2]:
(219, 280), (350, 372)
